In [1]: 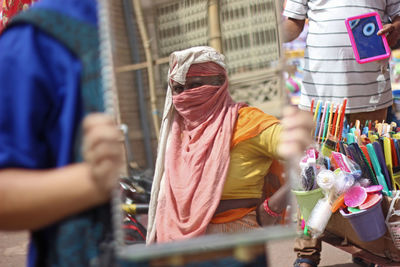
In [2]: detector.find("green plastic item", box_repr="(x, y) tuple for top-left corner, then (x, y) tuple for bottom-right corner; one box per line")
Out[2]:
(303, 225), (310, 236)
(347, 132), (355, 144)
(366, 143), (391, 196)
(292, 188), (325, 222)
(348, 207), (362, 213)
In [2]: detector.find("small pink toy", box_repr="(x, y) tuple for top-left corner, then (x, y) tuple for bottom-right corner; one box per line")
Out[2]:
(365, 184), (383, 194)
(344, 186), (367, 207)
(301, 219), (306, 230)
(359, 193), (382, 210)
(345, 12), (391, 64)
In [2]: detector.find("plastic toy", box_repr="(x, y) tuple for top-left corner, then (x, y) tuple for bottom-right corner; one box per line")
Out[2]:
(344, 186), (367, 207)
(345, 12), (390, 64)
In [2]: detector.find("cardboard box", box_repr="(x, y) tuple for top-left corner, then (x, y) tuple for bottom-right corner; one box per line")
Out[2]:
(325, 196), (400, 262)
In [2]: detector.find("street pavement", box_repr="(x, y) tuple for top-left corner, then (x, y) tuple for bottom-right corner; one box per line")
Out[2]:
(267, 237), (357, 267)
(0, 231), (28, 267)
(0, 231), (358, 266)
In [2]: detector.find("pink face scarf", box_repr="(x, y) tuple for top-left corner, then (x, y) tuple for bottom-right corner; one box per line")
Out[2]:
(154, 60), (245, 242)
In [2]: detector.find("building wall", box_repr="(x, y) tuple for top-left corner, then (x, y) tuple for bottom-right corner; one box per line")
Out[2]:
(110, 0), (161, 169)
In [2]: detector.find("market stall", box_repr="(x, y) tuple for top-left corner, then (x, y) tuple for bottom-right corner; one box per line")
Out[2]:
(293, 98), (400, 265)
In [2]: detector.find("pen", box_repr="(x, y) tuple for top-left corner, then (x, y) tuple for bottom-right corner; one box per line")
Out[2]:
(334, 104), (342, 138)
(317, 102), (328, 143)
(324, 102), (334, 141)
(314, 101), (323, 140)
(313, 100), (321, 122)
(310, 98), (315, 113)
(330, 103), (339, 136)
(322, 102), (331, 142)
(337, 98), (347, 141)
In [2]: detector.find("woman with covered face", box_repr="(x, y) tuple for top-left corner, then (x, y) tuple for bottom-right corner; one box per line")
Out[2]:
(147, 46), (313, 243)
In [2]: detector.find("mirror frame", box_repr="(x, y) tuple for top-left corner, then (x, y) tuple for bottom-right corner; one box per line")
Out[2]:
(98, 0), (298, 264)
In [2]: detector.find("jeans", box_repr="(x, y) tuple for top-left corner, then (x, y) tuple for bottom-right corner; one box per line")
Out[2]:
(294, 210), (322, 265)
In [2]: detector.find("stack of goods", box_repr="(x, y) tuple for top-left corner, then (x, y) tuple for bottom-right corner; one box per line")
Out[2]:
(293, 98), (400, 244)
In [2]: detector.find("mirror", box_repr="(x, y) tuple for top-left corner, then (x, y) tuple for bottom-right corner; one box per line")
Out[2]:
(345, 12), (390, 64)
(99, 0), (297, 265)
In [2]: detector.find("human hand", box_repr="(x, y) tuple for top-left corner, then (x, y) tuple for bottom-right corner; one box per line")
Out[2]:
(377, 21), (400, 48)
(83, 113), (124, 196)
(277, 106), (314, 160)
(257, 182), (290, 226)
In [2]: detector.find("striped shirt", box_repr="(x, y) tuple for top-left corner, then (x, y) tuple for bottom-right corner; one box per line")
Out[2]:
(283, 0), (400, 113)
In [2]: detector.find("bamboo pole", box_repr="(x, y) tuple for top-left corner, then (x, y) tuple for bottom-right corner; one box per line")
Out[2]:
(132, 0), (160, 139)
(115, 57), (169, 73)
(208, 0), (222, 53)
(273, 0), (287, 117)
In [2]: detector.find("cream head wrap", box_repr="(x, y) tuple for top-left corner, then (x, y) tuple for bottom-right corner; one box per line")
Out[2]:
(147, 46), (242, 243)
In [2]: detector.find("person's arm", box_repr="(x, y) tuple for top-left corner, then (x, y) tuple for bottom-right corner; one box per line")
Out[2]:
(0, 164), (105, 230)
(257, 106), (314, 226)
(0, 113), (123, 231)
(281, 17), (306, 43)
(377, 15), (400, 48)
(0, 23), (124, 230)
(277, 106), (314, 160)
(257, 180), (290, 226)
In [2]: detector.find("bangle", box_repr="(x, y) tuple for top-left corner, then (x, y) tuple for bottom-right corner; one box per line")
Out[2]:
(263, 198), (282, 217)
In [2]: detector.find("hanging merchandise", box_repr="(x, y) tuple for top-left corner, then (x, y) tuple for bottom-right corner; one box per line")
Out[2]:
(293, 97), (400, 248)
(340, 195), (386, 242)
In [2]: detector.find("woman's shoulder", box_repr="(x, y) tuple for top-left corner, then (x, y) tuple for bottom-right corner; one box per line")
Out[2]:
(238, 106), (279, 123)
(231, 106), (280, 148)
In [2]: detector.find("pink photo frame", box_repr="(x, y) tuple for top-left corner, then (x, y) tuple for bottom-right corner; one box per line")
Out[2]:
(345, 12), (391, 64)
